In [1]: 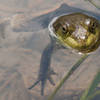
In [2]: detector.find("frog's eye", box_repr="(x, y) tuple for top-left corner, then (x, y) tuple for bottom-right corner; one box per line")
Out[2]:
(62, 25), (68, 34)
(88, 21), (98, 33)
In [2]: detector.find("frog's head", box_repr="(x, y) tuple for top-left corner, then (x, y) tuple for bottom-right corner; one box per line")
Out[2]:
(49, 13), (100, 53)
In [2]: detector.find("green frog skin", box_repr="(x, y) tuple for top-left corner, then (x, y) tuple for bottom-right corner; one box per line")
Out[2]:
(52, 13), (100, 53)
(28, 13), (100, 95)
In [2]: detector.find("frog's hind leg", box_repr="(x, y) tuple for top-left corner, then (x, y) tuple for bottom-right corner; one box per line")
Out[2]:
(28, 79), (40, 90)
(40, 69), (56, 95)
(48, 76), (55, 86)
(41, 79), (46, 95)
(47, 69), (57, 85)
(28, 69), (56, 95)
(28, 77), (47, 96)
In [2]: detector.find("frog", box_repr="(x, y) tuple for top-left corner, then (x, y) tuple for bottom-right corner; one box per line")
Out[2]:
(28, 12), (100, 95)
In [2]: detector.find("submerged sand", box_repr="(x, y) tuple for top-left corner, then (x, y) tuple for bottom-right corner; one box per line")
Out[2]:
(0, 0), (100, 100)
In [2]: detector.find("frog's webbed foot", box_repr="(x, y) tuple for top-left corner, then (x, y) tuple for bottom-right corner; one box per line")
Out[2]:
(47, 69), (57, 85)
(28, 69), (57, 95)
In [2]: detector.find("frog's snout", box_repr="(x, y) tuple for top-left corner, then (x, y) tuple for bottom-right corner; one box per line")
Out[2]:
(72, 25), (87, 40)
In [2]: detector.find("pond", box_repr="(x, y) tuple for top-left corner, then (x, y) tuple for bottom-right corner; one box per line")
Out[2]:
(0, 0), (100, 100)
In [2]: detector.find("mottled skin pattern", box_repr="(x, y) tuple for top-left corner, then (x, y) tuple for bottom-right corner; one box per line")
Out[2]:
(29, 13), (100, 95)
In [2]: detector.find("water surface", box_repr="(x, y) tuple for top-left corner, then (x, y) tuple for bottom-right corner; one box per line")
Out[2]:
(0, 0), (100, 100)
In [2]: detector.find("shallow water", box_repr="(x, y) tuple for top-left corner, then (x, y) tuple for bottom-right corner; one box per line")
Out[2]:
(0, 0), (100, 100)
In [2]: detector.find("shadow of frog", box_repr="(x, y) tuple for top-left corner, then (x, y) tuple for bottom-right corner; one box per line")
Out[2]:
(28, 37), (65, 95)
(28, 3), (100, 96)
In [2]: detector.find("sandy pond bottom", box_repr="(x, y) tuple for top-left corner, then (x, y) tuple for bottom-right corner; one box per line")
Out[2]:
(0, 0), (100, 100)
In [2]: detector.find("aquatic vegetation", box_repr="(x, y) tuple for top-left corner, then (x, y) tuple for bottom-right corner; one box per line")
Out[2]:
(85, 0), (100, 9)
(80, 71), (100, 100)
(48, 54), (88, 100)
